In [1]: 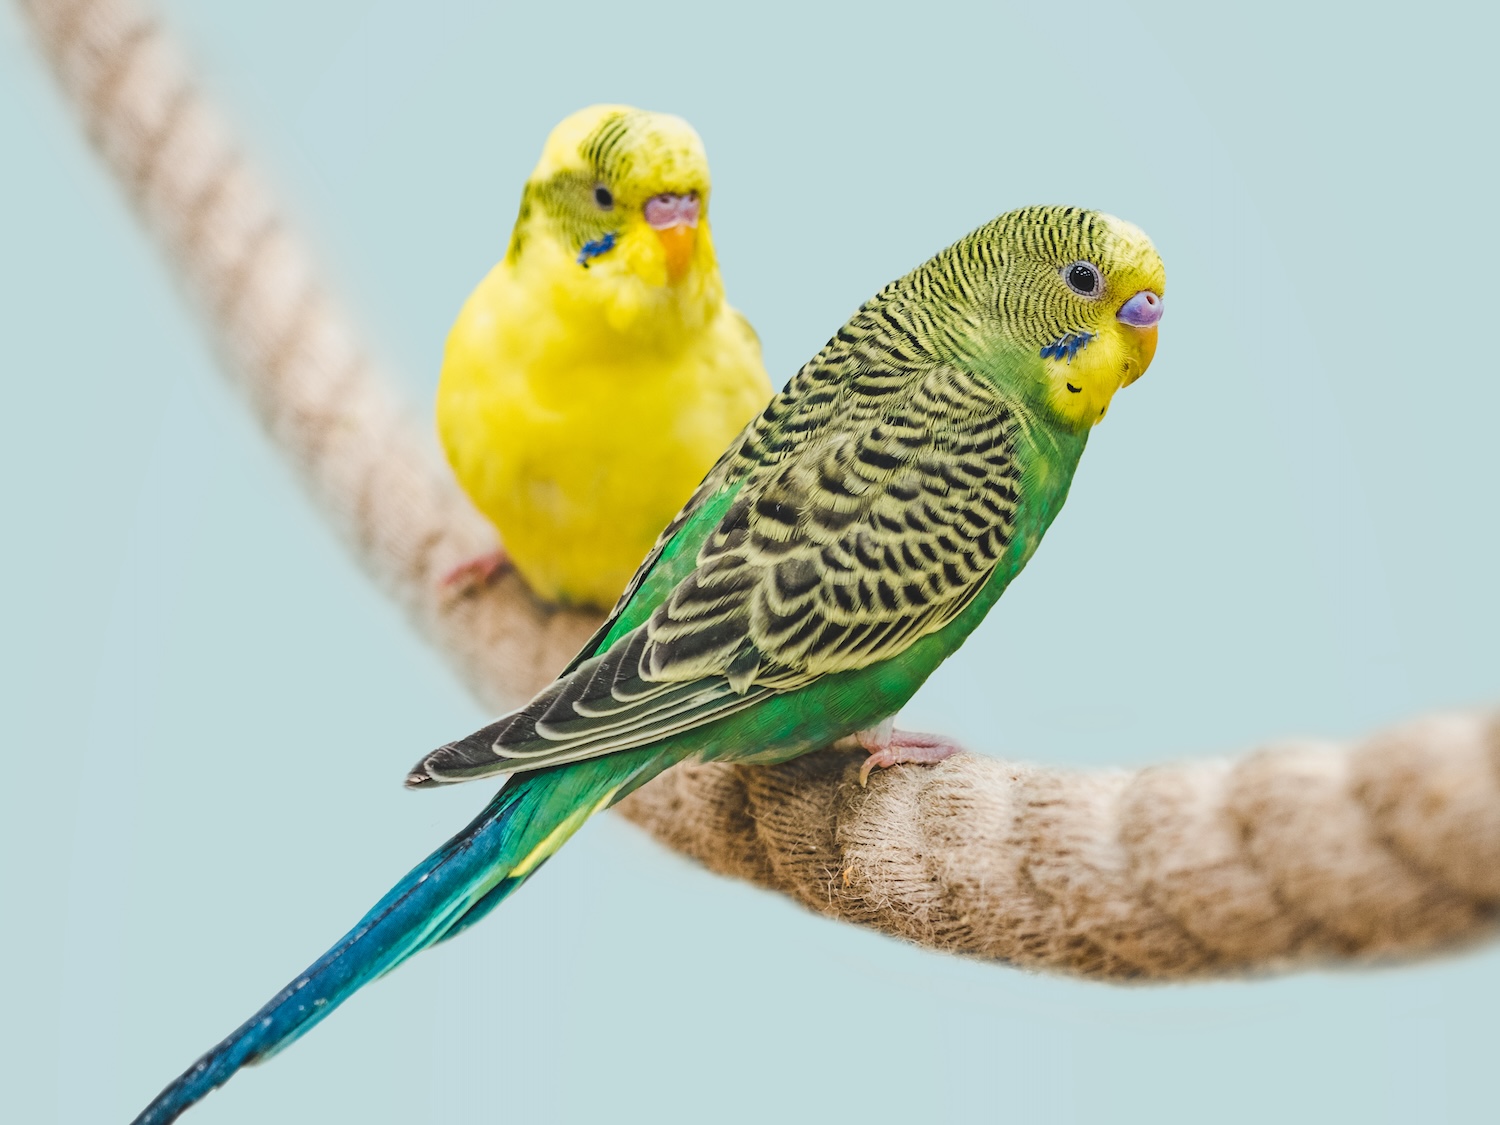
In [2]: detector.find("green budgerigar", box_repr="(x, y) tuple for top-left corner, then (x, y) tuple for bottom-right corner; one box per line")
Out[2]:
(134, 205), (1164, 1123)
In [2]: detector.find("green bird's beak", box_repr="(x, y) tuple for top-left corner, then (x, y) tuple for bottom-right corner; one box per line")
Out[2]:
(1116, 289), (1162, 386)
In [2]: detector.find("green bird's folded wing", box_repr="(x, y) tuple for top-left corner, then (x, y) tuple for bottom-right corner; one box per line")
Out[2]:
(414, 336), (1026, 785)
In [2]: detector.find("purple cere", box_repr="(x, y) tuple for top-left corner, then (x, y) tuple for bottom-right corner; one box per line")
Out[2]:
(644, 192), (700, 230)
(1116, 289), (1163, 328)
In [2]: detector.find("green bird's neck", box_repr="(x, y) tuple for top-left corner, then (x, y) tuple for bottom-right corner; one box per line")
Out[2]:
(957, 336), (1078, 434)
(949, 395), (1088, 646)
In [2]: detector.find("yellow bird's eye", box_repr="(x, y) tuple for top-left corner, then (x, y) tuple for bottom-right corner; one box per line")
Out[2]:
(593, 184), (614, 211)
(1063, 261), (1102, 298)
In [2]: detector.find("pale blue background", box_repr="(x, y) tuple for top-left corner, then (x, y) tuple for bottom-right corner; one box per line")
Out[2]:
(3, 1), (1496, 1122)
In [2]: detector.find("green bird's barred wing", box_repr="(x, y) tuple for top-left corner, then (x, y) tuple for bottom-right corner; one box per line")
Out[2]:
(413, 309), (1026, 785)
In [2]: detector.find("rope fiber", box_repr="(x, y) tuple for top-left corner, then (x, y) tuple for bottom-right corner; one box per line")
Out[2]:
(20, 0), (1499, 980)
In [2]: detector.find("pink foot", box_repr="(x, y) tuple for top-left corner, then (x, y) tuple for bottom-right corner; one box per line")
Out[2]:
(852, 719), (964, 786)
(440, 549), (512, 592)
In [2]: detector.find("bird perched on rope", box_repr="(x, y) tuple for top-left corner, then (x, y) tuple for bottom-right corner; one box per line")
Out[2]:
(437, 104), (773, 608)
(133, 205), (1164, 1123)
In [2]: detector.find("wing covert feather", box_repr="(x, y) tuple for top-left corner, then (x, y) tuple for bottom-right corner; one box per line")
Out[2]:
(645, 360), (1023, 689)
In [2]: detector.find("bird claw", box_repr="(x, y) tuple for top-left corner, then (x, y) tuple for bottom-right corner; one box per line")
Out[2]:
(854, 725), (964, 786)
(439, 549), (512, 592)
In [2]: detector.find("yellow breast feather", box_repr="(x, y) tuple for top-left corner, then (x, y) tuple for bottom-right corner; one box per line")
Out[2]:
(436, 106), (771, 609)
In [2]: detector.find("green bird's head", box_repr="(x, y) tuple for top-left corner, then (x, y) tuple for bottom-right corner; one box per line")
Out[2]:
(908, 206), (1165, 431)
(506, 104), (722, 321)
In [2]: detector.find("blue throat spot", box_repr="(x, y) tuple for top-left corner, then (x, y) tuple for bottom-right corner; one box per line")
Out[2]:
(577, 231), (617, 267)
(1039, 330), (1096, 364)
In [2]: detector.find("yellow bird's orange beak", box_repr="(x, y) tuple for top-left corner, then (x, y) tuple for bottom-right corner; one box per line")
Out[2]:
(655, 224), (697, 283)
(644, 192), (701, 284)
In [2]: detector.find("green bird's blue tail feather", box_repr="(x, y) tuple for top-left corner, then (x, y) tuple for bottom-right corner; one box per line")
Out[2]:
(131, 747), (669, 1125)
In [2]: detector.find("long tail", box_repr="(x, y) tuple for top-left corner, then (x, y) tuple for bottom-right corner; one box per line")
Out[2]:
(132, 747), (671, 1125)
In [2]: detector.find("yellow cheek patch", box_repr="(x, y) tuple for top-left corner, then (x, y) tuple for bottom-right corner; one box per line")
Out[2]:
(1042, 327), (1150, 427)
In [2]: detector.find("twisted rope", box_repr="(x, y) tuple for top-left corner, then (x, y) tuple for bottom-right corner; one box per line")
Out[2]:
(18, 0), (597, 710)
(21, 0), (1499, 980)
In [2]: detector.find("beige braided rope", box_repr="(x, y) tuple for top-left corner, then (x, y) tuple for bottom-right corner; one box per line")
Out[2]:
(18, 0), (597, 711)
(21, 0), (1500, 980)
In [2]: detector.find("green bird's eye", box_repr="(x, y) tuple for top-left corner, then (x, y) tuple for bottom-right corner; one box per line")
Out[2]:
(1064, 261), (1102, 297)
(593, 184), (614, 210)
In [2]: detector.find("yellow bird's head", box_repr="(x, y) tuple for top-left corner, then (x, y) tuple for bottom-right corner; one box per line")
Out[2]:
(507, 105), (722, 331)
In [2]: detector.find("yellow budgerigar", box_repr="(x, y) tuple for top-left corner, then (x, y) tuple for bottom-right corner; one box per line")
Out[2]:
(437, 104), (773, 608)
